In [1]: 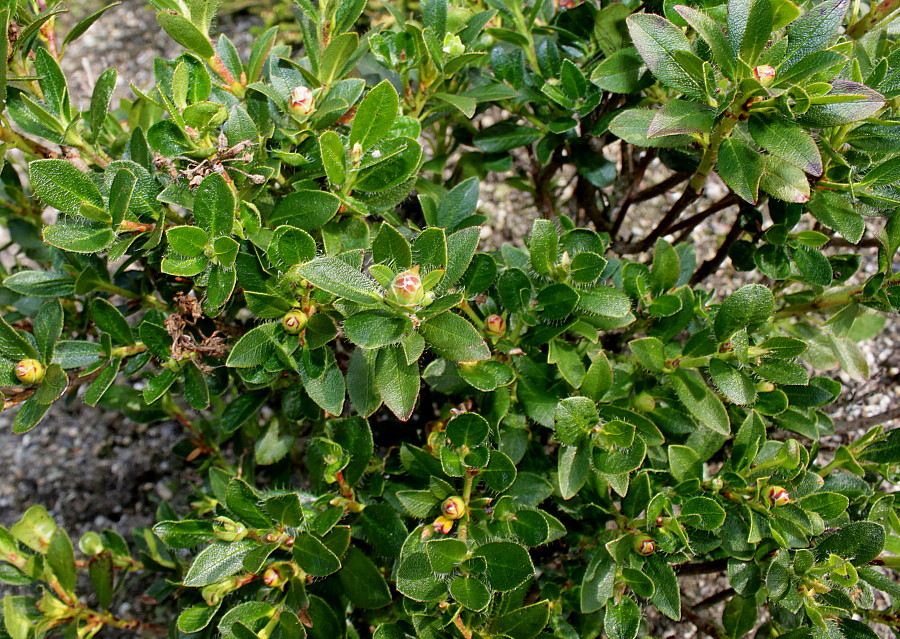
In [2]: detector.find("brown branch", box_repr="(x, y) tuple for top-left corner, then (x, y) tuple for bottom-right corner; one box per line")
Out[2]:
(681, 598), (729, 639)
(631, 172), (691, 204)
(671, 193), (740, 243)
(675, 559), (728, 576)
(833, 406), (900, 431)
(694, 588), (736, 611)
(691, 212), (746, 285)
(608, 148), (657, 238)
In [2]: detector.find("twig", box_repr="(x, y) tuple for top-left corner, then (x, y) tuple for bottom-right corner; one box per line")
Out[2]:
(694, 588), (735, 612)
(833, 406), (900, 431)
(675, 559), (728, 575)
(631, 172), (691, 204)
(691, 212), (745, 285)
(681, 598), (729, 639)
(671, 193), (739, 243)
(608, 148), (657, 238)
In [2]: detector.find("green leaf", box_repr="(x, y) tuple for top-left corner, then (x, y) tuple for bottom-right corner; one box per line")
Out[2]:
(43, 218), (115, 254)
(419, 312), (490, 362)
(670, 369), (731, 435)
(749, 116), (822, 176)
(473, 121), (543, 153)
(708, 359), (757, 405)
(47, 529), (76, 594)
(433, 92), (476, 117)
(91, 298), (134, 346)
(34, 300), (62, 363)
(626, 14), (705, 99)
(780, 0), (849, 72)
(427, 538), (467, 573)
(375, 346), (419, 421)
(474, 541), (534, 591)
(813, 522), (885, 566)
(0, 313), (36, 361)
(167, 226), (209, 257)
(446, 412), (489, 447)
(178, 603), (221, 633)
(590, 48), (645, 93)
(350, 80), (399, 152)
(157, 10), (215, 58)
(554, 396), (599, 445)
(808, 191), (865, 244)
(319, 131), (346, 187)
(297, 257), (384, 305)
(89, 68), (117, 144)
(644, 554), (681, 620)
(29, 159), (103, 214)
(153, 520), (216, 548)
(674, 6), (733, 77)
(343, 311), (408, 348)
(680, 496), (727, 530)
(714, 284), (774, 341)
(727, 0), (772, 65)
(760, 158), (810, 203)
(609, 109), (693, 148)
(605, 597), (640, 639)
(488, 601), (551, 639)
(723, 595), (758, 639)
(338, 547), (391, 608)
(717, 138), (764, 204)
(450, 576), (491, 612)
(630, 337), (666, 372)
(647, 100), (715, 138)
(558, 443), (591, 500)
(529, 219), (559, 277)
(396, 552), (445, 602)
(183, 540), (256, 587)
(194, 172), (234, 237)
(293, 532), (341, 576)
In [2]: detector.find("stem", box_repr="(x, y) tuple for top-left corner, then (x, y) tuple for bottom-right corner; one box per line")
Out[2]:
(847, 0), (900, 38)
(675, 559), (728, 575)
(638, 115), (740, 251)
(690, 211), (745, 284)
(671, 193), (739, 241)
(456, 470), (476, 542)
(631, 172), (691, 204)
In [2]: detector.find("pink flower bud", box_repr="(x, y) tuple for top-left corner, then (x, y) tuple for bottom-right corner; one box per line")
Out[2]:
(15, 359), (44, 385)
(633, 534), (655, 556)
(282, 309), (307, 334)
(289, 86), (315, 116)
(390, 266), (425, 306)
(767, 486), (790, 507)
(441, 496), (467, 520)
(432, 516), (454, 534)
(753, 65), (776, 87)
(485, 314), (506, 336)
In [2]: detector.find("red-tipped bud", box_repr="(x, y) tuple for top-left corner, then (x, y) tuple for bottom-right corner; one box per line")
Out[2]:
(263, 565), (290, 589)
(441, 496), (467, 520)
(282, 309), (308, 334)
(432, 516), (454, 534)
(289, 86), (315, 116)
(485, 314), (506, 337)
(633, 534), (656, 556)
(753, 65), (776, 87)
(15, 359), (44, 385)
(767, 486), (790, 507)
(389, 267), (425, 306)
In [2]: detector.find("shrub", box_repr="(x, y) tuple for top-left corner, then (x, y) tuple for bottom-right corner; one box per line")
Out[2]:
(0, 0), (899, 637)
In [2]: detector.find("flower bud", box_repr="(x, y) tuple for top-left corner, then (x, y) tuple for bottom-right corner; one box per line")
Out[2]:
(633, 392), (656, 413)
(263, 564), (290, 589)
(753, 65), (776, 87)
(633, 534), (655, 556)
(441, 496), (467, 520)
(79, 531), (104, 556)
(432, 515), (454, 534)
(212, 517), (248, 542)
(37, 592), (70, 619)
(350, 142), (364, 166)
(15, 359), (44, 385)
(485, 314), (506, 337)
(288, 86), (315, 117)
(767, 486), (790, 507)
(389, 266), (425, 307)
(442, 33), (465, 57)
(282, 309), (308, 335)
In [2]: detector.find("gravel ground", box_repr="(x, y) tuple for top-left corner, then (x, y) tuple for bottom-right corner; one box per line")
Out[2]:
(1, 2), (897, 636)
